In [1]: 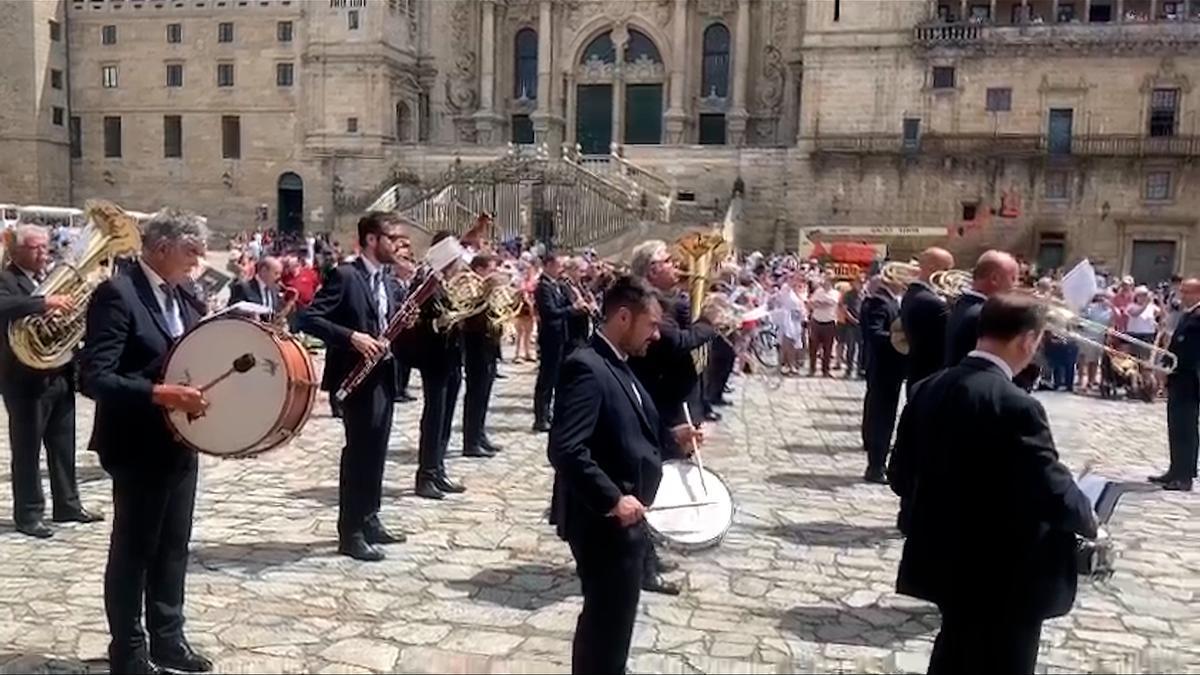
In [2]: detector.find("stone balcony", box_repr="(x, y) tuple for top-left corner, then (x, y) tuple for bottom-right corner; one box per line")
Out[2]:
(811, 133), (1200, 158)
(913, 19), (1200, 55)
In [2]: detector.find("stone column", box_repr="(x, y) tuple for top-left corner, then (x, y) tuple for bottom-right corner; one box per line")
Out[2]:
(531, 0), (560, 145)
(1084, 0), (1092, 22)
(728, 0), (750, 146)
(1150, 0), (1159, 19)
(664, 0), (690, 144)
(611, 25), (628, 150)
(1052, 0), (1060, 21)
(474, 0), (503, 143)
(990, 0), (998, 22)
(960, 0), (969, 20)
(1020, 0), (1029, 22)
(1116, 0), (1125, 21)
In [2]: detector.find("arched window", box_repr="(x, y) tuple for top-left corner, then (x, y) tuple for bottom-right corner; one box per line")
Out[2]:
(580, 31), (616, 65)
(701, 23), (730, 98)
(396, 101), (413, 142)
(514, 28), (538, 99)
(623, 28), (661, 65)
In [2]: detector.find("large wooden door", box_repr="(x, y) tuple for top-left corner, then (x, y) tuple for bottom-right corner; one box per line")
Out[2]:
(1130, 240), (1176, 286)
(576, 84), (613, 155)
(624, 84), (663, 145)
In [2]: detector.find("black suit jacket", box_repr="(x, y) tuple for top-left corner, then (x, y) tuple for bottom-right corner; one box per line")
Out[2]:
(861, 287), (905, 379)
(536, 274), (575, 343)
(79, 264), (204, 474)
(298, 259), (402, 393)
(900, 281), (948, 385)
(888, 356), (1096, 620)
(1168, 307), (1200, 388)
(393, 267), (461, 376)
(944, 291), (987, 367)
(548, 335), (671, 541)
(228, 278), (282, 312)
(629, 290), (716, 431)
(0, 264), (67, 394)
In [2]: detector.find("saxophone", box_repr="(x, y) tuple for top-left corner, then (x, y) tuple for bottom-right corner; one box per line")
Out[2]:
(9, 201), (143, 369)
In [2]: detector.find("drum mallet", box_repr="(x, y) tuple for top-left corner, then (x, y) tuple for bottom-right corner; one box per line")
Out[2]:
(186, 353), (256, 422)
(681, 403), (708, 495)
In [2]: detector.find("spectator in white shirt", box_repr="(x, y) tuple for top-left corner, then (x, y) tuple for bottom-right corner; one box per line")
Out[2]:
(1125, 286), (1162, 358)
(807, 274), (841, 377)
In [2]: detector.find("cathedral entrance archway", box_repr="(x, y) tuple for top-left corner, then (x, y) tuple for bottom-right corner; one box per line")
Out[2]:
(573, 26), (666, 153)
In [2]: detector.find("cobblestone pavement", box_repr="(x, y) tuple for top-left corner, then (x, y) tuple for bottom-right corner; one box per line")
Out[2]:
(0, 360), (1197, 674)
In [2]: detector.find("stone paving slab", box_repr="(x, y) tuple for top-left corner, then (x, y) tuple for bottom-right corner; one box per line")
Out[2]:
(0, 359), (1197, 673)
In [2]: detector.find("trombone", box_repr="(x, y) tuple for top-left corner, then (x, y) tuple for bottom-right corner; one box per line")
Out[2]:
(1032, 295), (1177, 375)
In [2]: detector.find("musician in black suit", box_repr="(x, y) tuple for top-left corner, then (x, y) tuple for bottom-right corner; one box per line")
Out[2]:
(945, 250), (1020, 367)
(0, 225), (101, 538)
(900, 247), (954, 391)
(548, 275), (704, 675)
(860, 275), (907, 484)
(888, 294), (1097, 674)
(391, 258), (416, 403)
(79, 210), (214, 675)
(461, 254), (503, 458)
(533, 254), (581, 432)
(562, 257), (595, 355)
(398, 230), (466, 500)
(298, 212), (411, 561)
(227, 256), (283, 315)
(1153, 277), (1200, 492)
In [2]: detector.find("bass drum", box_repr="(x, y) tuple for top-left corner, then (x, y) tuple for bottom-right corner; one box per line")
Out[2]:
(162, 316), (316, 458)
(645, 459), (735, 551)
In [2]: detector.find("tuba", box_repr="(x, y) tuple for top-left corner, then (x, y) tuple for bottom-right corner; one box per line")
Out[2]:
(10, 200), (142, 369)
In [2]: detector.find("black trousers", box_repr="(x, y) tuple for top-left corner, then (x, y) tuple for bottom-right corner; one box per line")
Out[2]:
(1167, 374), (1199, 480)
(534, 334), (566, 425)
(4, 374), (81, 526)
(927, 608), (1042, 675)
(463, 334), (498, 449)
(704, 337), (736, 408)
(339, 366), (395, 539)
(396, 358), (412, 397)
(105, 455), (198, 663)
(862, 370), (904, 473)
(568, 522), (647, 675)
(417, 357), (462, 479)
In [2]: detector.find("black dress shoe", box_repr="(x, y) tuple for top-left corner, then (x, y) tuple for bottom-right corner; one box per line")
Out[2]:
(364, 524), (406, 545)
(110, 653), (164, 675)
(1148, 472), (1175, 484)
(655, 557), (679, 574)
(463, 446), (494, 458)
(863, 469), (887, 485)
(712, 398), (731, 407)
(532, 421), (551, 433)
(435, 474), (466, 494)
(415, 480), (445, 500)
(150, 640), (213, 673)
(641, 575), (681, 595)
(704, 410), (722, 422)
(16, 520), (53, 539)
(1163, 478), (1194, 492)
(52, 507), (104, 524)
(394, 392), (416, 403)
(337, 536), (386, 562)
(495, 372), (508, 379)
(481, 438), (503, 454)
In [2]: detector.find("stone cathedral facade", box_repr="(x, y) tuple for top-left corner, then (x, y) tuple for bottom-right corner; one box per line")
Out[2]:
(2, 0), (1200, 280)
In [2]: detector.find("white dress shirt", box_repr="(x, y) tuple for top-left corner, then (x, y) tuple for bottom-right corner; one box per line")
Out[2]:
(359, 255), (388, 334)
(140, 259), (184, 337)
(597, 329), (643, 408)
(256, 277), (274, 311)
(966, 349), (1014, 380)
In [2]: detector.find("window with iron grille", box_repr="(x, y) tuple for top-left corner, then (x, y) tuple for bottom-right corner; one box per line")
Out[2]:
(932, 66), (956, 89)
(701, 23), (730, 98)
(986, 87), (1012, 112)
(218, 22), (234, 43)
(222, 116), (240, 159)
(348, 10), (360, 30)
(277, 21), (293, 42)
(511, 115), (534, 144)
(346, 117), (359, 133)
(51, 69), (63, 90)
(166, 63), (183, 88)
(513, 29), (538, 99)
(102, 65), (118, 89)
(101, 25), (117, 45)
(1149, 88), (1179, 137)
(1044, 170), (1069, 200)
(164, 115), (182, 158)
(104, 116), (122, 158)
(276, 63), (294, 87)
(167, 23), (182, 43)
(1145, 171), (1172, 200)
(217, 63), (234, 87)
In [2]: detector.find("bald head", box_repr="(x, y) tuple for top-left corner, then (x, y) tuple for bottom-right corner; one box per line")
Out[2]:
(918, 247), (954, 281)
(1180, 277), (1200, 310)
(972, 250), (1019, 296)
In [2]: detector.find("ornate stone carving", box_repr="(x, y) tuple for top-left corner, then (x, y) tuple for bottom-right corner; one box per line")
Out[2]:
(1140, 57), (1192, 94)
(577, 54), (616, 82)
(698, 91), (729, 113)
(507, 0), (539, 25)
(624, 53), (666, 81)
(565, 0), (671, 32)
(697, 0), (737, 19)
(445, 51), (478, 114)
(755, 45), (785, 114)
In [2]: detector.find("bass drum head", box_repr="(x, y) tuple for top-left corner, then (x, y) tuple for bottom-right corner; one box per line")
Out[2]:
(163, 318), (288, 457)
(646, 459), (734, 551)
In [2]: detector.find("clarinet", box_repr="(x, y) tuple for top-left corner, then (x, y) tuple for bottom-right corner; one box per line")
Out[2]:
(334, 266), (442, 402)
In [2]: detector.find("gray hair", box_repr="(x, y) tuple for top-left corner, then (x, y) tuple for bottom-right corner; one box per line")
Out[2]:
(630, 239), (668, 279)
(142, 209), (208, 254)
(13, 224), (48, 247)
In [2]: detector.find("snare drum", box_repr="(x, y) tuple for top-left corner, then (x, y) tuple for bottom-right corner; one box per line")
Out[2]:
(162, 316), (317, 458)
(645, 459), (735, 551)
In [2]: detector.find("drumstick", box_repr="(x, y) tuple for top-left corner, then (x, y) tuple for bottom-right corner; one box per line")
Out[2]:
(681, 403), (707, 495)
(647, 500), (719, 512)
(197, 353), (257, 393)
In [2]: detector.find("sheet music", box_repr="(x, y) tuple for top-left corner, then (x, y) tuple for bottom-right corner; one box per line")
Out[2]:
(212, 301), (272, 319)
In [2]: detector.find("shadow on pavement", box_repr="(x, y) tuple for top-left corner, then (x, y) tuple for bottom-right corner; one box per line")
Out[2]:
(485, 404), (531, 416)
(774, 602), (939, 647)
(803, 406), (863, 416)
(0, 654), (108, 675)
(192, 540), (337, 573)
(750, 520), (900, 548)
(781, 443), (861, 456)
(809, 421), (862, 433)
(287, 484), (411, 506)
(0, 464), (109, 487)
(487, 424), (538, 434)
(767, 472), (863, 491)
(447, 562), (579, 611)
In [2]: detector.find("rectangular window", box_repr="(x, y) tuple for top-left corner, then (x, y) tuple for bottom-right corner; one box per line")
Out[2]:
(277, 20), (293, 42)
(962, 202), (978, 221)
(346, 117), (359, 133)
(1145, 171), (1172, 200)
(49, 20), (61, 42)
(52, 107), (64, 126)
(903, 117), (922, 151)
(163, 115), (182, 158)
(932, 66), (956, 89)
(348, 9), (360, 30)
(218, 22), (234, 43)
(699, 113), (727, 145)
(217, 63), (234, 87)
(276, 62), (294, 87)
(69, 116), (82, 158)
(104, 116), (122, 158)
(166, 63), (183, 87)
(1057, 2), (1075, 21)
(101, 25), (117, 45)
(102, 65), (118, 88)
(1044, 170), (1069, 200)
(985, 87), (1012, 112)
(1149, 88), (1179, 137)
(51, 69), (63, 90)
(833, 0), (841, 21)
(511, 114), (534, 144)
(221, 115), (241, 159)
(167, 22), (182, 43)
(418, 92), (430, 141)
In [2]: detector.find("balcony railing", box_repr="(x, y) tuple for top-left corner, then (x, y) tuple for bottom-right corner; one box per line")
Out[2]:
(914, 19), (1200, 50)
(811, 133), (1200, 158)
